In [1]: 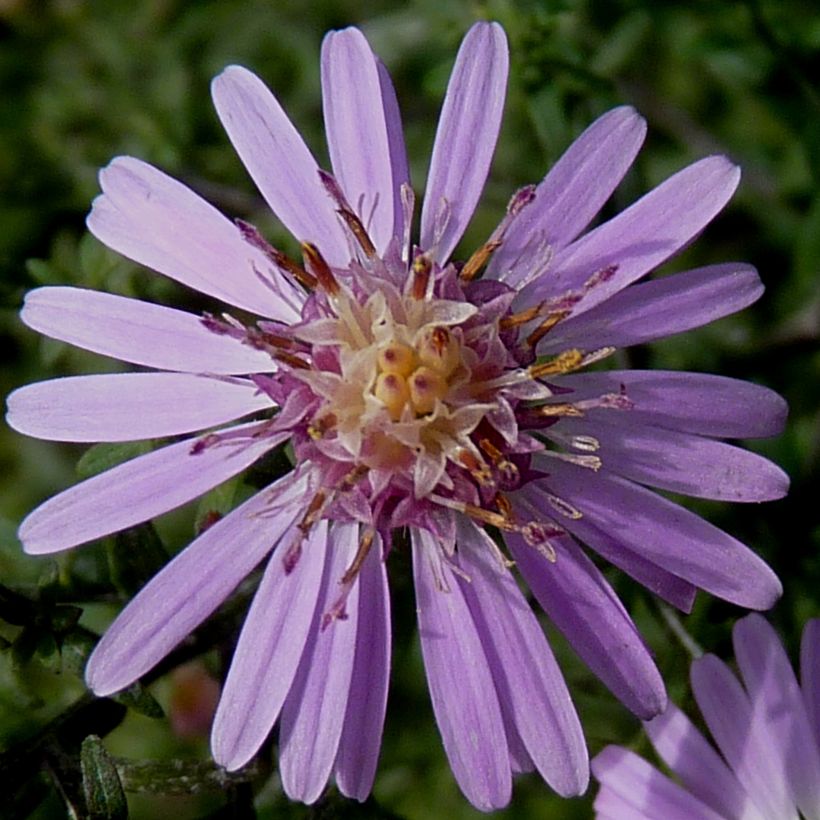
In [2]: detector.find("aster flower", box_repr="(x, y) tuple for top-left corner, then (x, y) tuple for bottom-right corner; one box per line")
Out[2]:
(592, 615), (820, 819)
(6, 21), (788, 811)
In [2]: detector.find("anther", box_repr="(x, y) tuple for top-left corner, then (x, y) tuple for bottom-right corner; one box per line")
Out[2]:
(410, 253), (432, 300)
(457, 449), (494, 486)
(460, 239), (502, 282)
(529, 349), (585, 379)
(237, 220), (317, 290)
(526, 310), (571, 348)
(301, 242), (340, 296)
(417, 326), (460, 377)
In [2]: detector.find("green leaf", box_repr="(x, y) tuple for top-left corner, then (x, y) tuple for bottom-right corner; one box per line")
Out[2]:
(113, 682), (164, 720)
(76, 441), (154, 480)
(107, 523), (168, 597)
(81, 735), (128, 820)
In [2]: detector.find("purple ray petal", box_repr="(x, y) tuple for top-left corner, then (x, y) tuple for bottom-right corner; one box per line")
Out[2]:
(551, 415), (789, 502)
(335, 533), (391, 801)
(556, 369), (787, 439)
(7, 373), (272, 443)
(456, 519), (588, 795)
(87, 157), (301, 322)
(539, 460), (782, 610)
(322, 28), (409, 254)
(542, 263), (763, 353)
(508, 523), (666, 720)
(420, 22), (508, 263)
(280, 522), (360, 803)
(733, 614), (820, 819)
(644, 702), (753, 819)
(801, 620), (820, 753)
(212, 519), (329, 771)
(592, 746), (726, 820)
(19, 424), (286, 554)
(86, 469), (307, 696)
(692, 654), (797, 820)
(412, 528), (511, 810)
(20, 287), (275, 375)
(521, 481), (696, 612)
(211, 66), (349, 266)
(489, 106), (646, 286)
(525, 157), (741, 310)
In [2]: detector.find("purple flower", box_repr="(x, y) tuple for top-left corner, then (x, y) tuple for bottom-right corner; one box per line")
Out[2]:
(592, 615), (820, 819)
(6, 21), (788, 810)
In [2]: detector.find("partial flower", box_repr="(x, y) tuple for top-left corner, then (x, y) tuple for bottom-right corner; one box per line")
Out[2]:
(592, 615), (820, 820)
(6, 20), (787, 811)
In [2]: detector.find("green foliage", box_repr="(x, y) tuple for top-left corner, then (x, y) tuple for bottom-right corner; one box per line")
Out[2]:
(1, 0), (818, 817)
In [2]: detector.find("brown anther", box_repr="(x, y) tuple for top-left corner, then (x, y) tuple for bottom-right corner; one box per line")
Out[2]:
(494, 493), (513, 520)
(534, 402), (584, 418)
(499, 303), (544, 330)
(411, 254), (432, 300)
(478, 437), (504, 463)
(526, 310), (571, 348)
(274, 351), (312, 370)
(298, 491), (327, 535)
(307, 412), (337, 440)
(529, 349), (585, 379)
(460, 238), (502, 282)
(340, 463), (370, 488)
(340, 527), (375, 586)
(301, 242), (340, 296)
(430, 327), (450, 355)
(337, 209), (377, 258)
(457, 449), (493, 486)
(273, 248), (318, 290)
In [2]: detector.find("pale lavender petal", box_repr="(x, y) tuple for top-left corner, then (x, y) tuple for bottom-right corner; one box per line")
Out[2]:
(412, 528), (511, 810)
(801, 620), (820, 753)
(525, 158), (741, 310)
(279, 522), (360, 803)
(86, 469), (307, 696)
(212, 520), (328, 771)
(692, 654), (798, 820)
(521, 481), (697, 612)
(335, 533), (391, 801)
(21, 287), (275, 374)
(211, 66), (349, 266)
(733, 614), (820, 819)
(87, 157), (302, 322)
(420, 22), (508, 263)
(645, 702), (756, 820)
(456, 519), (588, 795)
(552, 415), (789, 502)
(542, 263), (763, 353)
(538, 460), (782, 610)
(557, 370), (787, 439)
(508, 523), (666, 719)
(592, 746), (726, 820)
(7, 373), (271, 442)
(322, 28), (409, 253)
(19, 424), (286, 554)
(489, 106), (646, 285)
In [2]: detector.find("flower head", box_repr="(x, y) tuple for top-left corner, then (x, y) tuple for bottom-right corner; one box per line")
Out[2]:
(593, 615), (820, 820)
(7, 21), (788, 811)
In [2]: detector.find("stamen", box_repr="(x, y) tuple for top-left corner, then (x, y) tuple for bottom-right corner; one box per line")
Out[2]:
(307, 412), (337, 440)
(525, 310), (571, 348)
(410, 253), (432, 300)
(479, 438), (520, 488)
(301, 242), (340, 296)
(499, 303), (544, 330)
(529, 349), (585, 379)
(460, 238), (502, 282)
(545, 493), (583, 520)
(322, 527), (377, 630)
(532, 402), (585, 418)
(337, 209), (377, 258)
(456, 449), (494, 486)
(273, 350), (312, 370)
(237, 219), (317, 290)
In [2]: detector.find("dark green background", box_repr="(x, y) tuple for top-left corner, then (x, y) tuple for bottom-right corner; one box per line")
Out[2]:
(1, 0), (818, 817)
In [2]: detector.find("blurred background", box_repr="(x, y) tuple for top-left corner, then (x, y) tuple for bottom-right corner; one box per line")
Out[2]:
(0, 0), (818, 817)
